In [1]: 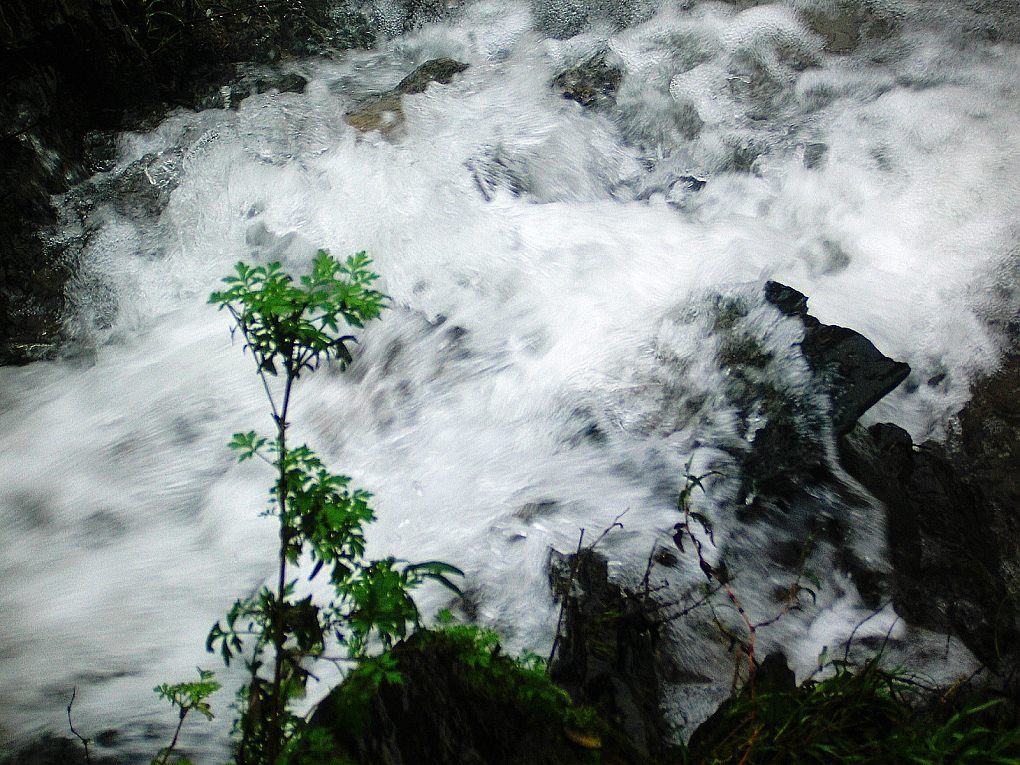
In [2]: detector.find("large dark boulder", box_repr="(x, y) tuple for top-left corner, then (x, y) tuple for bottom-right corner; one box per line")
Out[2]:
(839, 349), (1020, 678)
(763, 281), (910, 437)
(722, 281), (909, 504)
(307, 629), (618, 765)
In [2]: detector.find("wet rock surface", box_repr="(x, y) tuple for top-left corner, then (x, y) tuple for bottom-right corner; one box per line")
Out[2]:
(551, 52), (623, 109)
(840, 422), (1013, 670)
(840, 349), (1020, 677)
(344, 58), (469, 135)
(548, 548), (682, 762)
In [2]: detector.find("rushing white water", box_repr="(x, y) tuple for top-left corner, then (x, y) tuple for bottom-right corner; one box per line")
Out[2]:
(2, 0), (1019, 760)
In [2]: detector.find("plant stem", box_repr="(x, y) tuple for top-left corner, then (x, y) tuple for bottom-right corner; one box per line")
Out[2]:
(267, 362), (295, 765)
(66, 687), (92, 765)
(156, 708), (189, 765)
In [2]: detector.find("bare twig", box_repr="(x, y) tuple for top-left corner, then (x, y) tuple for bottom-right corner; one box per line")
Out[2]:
(547, 528), (586, 670)
(547, 510), (629, 671)
(66, 687), (92, 765)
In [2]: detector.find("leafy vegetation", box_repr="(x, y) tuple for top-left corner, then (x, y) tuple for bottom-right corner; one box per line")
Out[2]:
(151, 669), (221, 765)
(205, 251), (462, 764)
(298, 615), (607, 764)
(686, 658), (1020, 764)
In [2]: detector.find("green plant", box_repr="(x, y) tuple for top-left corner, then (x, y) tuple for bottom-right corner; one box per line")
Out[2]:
(686, 658), (1020, 764)
(206, 251), (462, 765)
(151, 669), (221, 765)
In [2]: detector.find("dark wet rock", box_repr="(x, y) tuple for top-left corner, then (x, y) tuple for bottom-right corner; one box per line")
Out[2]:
(803, 142), (828, 169)
(307, 629), (618, 765)
(548, 548), (683, 762)
(954, 351), (1020, 546)
(552, 52), (623, 109)
(195, 67), (309, 110)
(839, 421), (1017, 672)
(396, 58), (470, 95)
(345, 58), (470, 135)
(837, 347), (1020, 677)
(764, 281), (910, 437)
(0, 734), (118, 765)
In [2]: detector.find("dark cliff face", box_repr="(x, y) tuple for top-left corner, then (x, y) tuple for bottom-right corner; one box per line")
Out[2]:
(0, 0), (379, 364)
(0, 0), (160, 363)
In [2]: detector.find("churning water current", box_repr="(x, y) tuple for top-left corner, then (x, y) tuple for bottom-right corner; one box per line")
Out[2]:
(2, 0), (1019, 760)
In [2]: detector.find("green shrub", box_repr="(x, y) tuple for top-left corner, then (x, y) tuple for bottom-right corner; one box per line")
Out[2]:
(205, 252), (462, 765)
(687, 659), (1020, 764)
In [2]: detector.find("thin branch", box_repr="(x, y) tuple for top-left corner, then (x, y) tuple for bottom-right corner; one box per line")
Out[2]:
(548, 528), (585, 670)
(842, 603), (890, 665)
(589, 509), (628, 551)
(154, 707), (188, 765)
(66, 687), (92, 765)
(227, 305), (280, 423)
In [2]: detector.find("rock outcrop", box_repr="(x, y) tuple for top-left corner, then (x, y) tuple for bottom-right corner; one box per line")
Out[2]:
(548, 548), (683, 762)
(840, 350), (1020, 678)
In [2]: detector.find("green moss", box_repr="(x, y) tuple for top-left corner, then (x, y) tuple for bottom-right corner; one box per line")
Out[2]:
(417, 624), (605, 733)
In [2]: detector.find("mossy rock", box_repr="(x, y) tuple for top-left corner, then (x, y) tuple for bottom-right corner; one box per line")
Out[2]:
(302, 627), (639, 764)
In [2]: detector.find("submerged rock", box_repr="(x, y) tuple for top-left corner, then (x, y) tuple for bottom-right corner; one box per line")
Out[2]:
(395, 58), (470, 95)
(344, 58), (469, 135)
(551, 53), (623, 109)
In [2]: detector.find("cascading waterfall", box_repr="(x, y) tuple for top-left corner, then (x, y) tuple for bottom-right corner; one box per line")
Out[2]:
(2, 0), (1019, 760)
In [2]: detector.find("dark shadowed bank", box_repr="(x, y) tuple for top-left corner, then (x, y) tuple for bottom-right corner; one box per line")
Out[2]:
(0, 0), (454, 363)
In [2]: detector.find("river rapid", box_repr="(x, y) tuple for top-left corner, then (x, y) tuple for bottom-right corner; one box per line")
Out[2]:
(2, 0), (1019, 760)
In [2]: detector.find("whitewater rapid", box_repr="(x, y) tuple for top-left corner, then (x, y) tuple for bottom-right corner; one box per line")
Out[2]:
(2, 0), (1018, 760)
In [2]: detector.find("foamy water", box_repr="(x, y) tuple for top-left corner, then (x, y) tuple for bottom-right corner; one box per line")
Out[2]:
(2, 0), (1018, 760)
